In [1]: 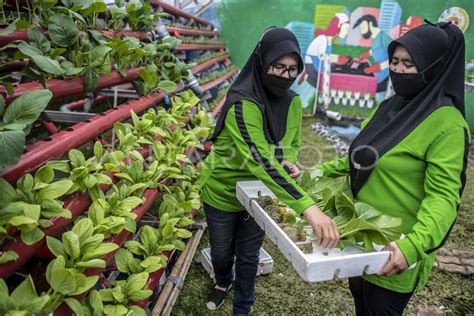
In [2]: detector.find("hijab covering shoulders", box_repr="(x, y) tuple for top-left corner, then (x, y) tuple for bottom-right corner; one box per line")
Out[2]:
(210, 27), (304, 144)
(348, 21), (466, 197)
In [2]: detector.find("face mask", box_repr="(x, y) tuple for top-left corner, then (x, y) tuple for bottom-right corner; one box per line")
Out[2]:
(389, 53), (444, 98)
(389, 70), (427, 98)
(261, 72), (296, 96)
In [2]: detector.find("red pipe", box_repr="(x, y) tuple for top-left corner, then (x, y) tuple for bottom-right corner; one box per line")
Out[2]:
(167, 26), (218, 37)
(0, 84), (184, 184)
(212, 95), (226, 117)
(192, 54), (229, 74)
(201, 68), (237, 92)
(150, 1), (214, 28)
(176, 43), (225, 51)
(1, 67), (144, 105)
(40, 121), (59, 135)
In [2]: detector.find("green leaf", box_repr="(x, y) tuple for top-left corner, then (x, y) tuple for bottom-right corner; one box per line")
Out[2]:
(3, 89), (52, 125)
(104, 304), (128, 315)
(64, 298), (84, 315)
(89, 46), (112, 68)
(114, 249), (132, 274)
(367, 215), (402, 244)
(95, 173), (112, 185)
(84, 67), (99, 93)
(84, 174), (97, 188)
(10, 275), (38, 307)
(68, 148), (86, 167)
(72, 218), (94, 245)
(140, 255), (166, 273)
(157, 80), (178, 93)
(125, 272), (149, 295)
(18, 41), (44, 57)
(46, 256), (66, 286)
(335, 191), (355, 221)
(34, 165), (55, 184)
(47, 160), (71, 173)
(62, 230), (81, 260)
(28, 29), (51, 54)
(61, 61), (83, 76)
(88, 290), (103, 312)
(0, 250), (19, 264)
(49, 268), (76, 295)
(93, 141), (103, 161)
(70, 275), (99, 295)
(81, 243), (118, 261)
(47, 236), (67, 257)
(0, 177), (17, 206)
(128, 289), (152, 302)
(354, 202), (382, 221)
(175, 228), (192, 239)
(48, 13), (79, 48)
(0, 131), (24, 170)
(128, 305), (147, 316)
(17, 173), (34, 192)
(76, 259), (106, 269)
(140, 226), (157, 254)
(80, 234), (104, 254)
(37, 179), (74, 200)
(30, 55), (65, 76)
(24, 295), (50, 314)
(10, 215), (37, 227)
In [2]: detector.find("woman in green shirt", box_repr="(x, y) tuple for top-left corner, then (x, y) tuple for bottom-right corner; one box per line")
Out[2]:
(200, 27), (339, 314)
(319, 22), (468, 315)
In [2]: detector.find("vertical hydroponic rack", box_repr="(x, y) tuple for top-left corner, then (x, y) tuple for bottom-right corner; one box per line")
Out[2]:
(0, 1), (236, 315)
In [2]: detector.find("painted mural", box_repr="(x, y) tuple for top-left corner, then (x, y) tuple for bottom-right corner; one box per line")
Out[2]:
(186, 0), (472, 122)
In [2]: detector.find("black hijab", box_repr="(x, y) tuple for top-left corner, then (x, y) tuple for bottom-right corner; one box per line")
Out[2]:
(210, 27), (304, 144)
(349, 21), (466, 197)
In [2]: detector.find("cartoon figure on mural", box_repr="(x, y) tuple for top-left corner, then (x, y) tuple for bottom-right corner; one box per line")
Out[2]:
(353, 15), (392, 101)
(298, 13), (350, 113)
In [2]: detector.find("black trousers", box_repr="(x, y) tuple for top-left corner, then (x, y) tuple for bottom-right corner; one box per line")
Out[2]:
(349, 277), (413, 316)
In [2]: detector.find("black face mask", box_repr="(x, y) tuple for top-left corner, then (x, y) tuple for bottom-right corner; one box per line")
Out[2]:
(389, 54), (444, 98)
(389, 70), (427, 98)
(261, 72), (296, 96)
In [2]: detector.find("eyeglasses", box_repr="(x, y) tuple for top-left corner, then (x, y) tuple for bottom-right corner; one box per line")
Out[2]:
(270, 63), (299, 78)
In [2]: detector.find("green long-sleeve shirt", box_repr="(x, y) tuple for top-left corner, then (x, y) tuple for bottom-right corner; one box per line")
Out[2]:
(319, 105), (470, 293)
(200, 97), (314, 214)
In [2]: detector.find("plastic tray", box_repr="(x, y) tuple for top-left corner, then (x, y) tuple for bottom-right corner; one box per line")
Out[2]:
(201, 247), (273, 281)
(236, 180), (391, 283)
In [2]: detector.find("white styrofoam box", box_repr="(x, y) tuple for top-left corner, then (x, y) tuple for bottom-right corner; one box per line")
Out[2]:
(236, 181), (391, 283)
(201, 247), (273, 281)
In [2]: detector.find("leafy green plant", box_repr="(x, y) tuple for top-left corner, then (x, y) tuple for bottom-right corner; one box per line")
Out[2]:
(137, 63), (178, 95)
(87, 183), (144, 238)
(48, 142), (123, 200)
(298, 172), (402, 251)
(0, 165), (73, 247)
(81, 273), (151, 315)
(0, 90), (53, 170)
(0, 275), (50, 316)
(43, 218), (119, 312)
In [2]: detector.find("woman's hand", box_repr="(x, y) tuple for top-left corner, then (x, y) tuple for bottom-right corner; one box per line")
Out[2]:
(303, 205), (340, 248)
(281, 160), (300, 178)
(377, 241), (409, 276)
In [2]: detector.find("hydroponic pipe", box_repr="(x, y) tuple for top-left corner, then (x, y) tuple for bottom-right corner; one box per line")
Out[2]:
(0, 83), (184, 184)
(150, 0), (215, 28)
(201, 68), (238, 92)
(166, 26), (218, 37)
(0, 67), (144, 105)
(176, 43), (225, 51)
(191, 54), (229, 74)
(212, 95), (227, 117)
